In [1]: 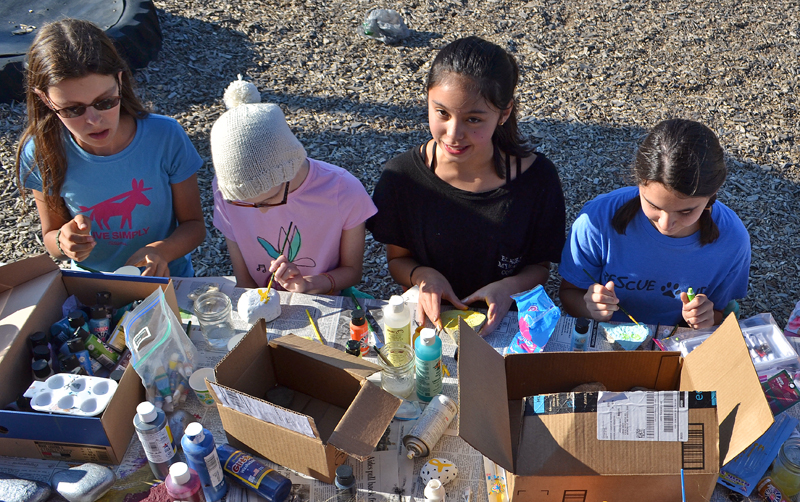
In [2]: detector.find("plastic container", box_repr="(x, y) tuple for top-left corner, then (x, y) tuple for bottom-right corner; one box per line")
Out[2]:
(383, 295), (411, 348)
(334, 464), (356, 502)
(415, 328), (442, 402)
(32, 359), (53, 381)
(194, 291), (236, 350)
(350, 311), (369, 356)
(68, 338), (94, 376)
(377, 342), (414, 398)
(165, 462), (206, 502)
(133, 401), (178, 479)
(89, 306), (111, 341)
(772, 438), (800, 496)
(181, 423), (227, 502)
(217, 444), (292, 502)
(345, 339), (362, 358)
(571, 317), (590, 351)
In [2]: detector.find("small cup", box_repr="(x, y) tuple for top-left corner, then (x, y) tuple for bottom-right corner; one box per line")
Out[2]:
(194, 291), (235, 350)
(189, 367), (216, 406)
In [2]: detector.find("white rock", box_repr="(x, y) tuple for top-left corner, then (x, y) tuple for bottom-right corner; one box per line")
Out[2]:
(237, 288), (281, 324)
(419, 458), (458, 486)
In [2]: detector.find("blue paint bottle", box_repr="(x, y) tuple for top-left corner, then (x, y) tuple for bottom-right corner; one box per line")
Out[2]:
(67, 337), (94, 375)
(216, 444), (291, 502)
(181, 423), (227, 502)
(414, 328), (442, 402)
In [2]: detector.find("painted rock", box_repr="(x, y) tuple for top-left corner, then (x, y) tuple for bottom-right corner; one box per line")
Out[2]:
(237, 288), (281, 324)
(600, 322), (652, 351)
(52, 463), (116, 502)
(0, 473), (51, 502)
(419, 458), (458, 486)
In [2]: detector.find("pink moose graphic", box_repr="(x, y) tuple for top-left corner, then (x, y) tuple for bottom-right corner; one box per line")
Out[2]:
(79, 179), (152, 230)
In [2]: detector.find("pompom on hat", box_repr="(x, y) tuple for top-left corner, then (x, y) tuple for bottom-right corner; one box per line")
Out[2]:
(211, 75), (307, 201)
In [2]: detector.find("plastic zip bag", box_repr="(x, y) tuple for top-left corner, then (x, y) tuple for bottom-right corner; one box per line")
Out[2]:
(357, 9), (410, 44)
(123, 288), (199, 411)
(505, 285), (561, 354)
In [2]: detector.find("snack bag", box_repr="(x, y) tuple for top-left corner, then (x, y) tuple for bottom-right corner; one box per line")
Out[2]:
(506, 285), (561, 354)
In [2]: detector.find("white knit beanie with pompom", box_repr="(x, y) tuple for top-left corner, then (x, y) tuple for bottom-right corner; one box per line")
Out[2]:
(211, 75), (307, 201)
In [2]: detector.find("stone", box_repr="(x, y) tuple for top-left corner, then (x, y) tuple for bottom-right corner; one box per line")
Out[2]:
(0, 473), (51, 502)
(419, 458), (458, 486)
(237, 288), (280, 324)
(51, 463), (116, 502)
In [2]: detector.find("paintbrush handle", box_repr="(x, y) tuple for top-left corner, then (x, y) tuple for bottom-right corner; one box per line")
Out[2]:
(264, 222), (294, 292)
(582, 268), (640, 326)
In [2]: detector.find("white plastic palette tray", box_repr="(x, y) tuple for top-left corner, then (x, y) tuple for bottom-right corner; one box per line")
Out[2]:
(24, 373), (118, 416)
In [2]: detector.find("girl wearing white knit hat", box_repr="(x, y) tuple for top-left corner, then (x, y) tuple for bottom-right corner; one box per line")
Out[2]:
(210, 77), (376, 294)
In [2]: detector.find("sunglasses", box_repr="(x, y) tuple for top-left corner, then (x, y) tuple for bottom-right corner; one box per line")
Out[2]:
(44, 85), (122, 119)
(226, 182), (290, 208)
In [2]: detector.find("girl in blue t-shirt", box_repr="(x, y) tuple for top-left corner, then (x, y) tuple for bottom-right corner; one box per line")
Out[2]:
(15, 19), (205, 277)
(559, 119), (750, 328)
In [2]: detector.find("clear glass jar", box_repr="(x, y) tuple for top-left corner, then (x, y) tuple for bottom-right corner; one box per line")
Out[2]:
(194, 291), (235, 350)
(772, 438), (800, 496)
(377, 343), (415, 398)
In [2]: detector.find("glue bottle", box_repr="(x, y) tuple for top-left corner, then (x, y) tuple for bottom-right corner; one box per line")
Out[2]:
(133, 401), (178, 479)
(216, 444), (292, 502)
(350, 311), (369, 356)
(383, 295), (411, 346)
(181, 423), (227, 502)
(415, 328), (442, 402)
(165, 462), (206, 502)
(571, 317), (590, 351)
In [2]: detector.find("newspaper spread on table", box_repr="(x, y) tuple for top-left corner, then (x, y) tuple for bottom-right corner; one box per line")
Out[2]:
(0, 277), (785, 502)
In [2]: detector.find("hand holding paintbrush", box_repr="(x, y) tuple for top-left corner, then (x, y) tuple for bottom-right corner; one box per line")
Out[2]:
(263, 222), (294, 300)
(582, 269), (641, 326)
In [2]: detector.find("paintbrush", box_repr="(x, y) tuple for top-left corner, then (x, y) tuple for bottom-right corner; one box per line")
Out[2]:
(264, 222), (294, 298)
(350, 292), (384, 348)
(582, 269), (641, 326)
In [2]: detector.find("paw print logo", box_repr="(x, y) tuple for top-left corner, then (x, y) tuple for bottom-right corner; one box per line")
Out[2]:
(661, 282), (681, 298)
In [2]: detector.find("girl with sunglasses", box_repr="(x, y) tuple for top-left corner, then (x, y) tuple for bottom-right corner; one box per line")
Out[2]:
(15, 19), (205, 277)
(210, 78), (376, 293)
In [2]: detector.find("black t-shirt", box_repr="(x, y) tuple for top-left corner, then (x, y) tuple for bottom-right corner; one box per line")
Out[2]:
(367, 146), (566, 299)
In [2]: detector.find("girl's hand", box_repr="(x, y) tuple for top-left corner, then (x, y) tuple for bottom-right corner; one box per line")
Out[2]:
(415, 267), (468, 329)
(125, 246), (170, 277)
(681, 292), (715, 329)
(583, 281), (619, 321)
(270, 255), (310, 292)
(58, 215), (95, 261)
(461, 281), (515, 336)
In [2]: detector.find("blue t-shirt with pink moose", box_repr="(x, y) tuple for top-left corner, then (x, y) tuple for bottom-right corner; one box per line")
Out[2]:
(19, 114), (202, 276)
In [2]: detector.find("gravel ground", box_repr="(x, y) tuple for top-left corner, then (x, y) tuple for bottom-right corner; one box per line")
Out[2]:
(1, 0), (799, 327)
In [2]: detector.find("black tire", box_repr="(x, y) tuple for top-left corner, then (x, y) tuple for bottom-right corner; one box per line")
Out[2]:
(0, 0), (162, 104)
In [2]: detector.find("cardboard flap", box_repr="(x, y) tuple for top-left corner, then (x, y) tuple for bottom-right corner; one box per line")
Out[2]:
(458, 318), (514, 471)
(681, 314), (773, 464)
(271, 334), (381, 379)
(328, 380), (400, 459)
(0, 254), (57, 294)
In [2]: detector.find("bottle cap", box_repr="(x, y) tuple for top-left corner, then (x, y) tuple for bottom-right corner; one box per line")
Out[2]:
(90, 306), (108, 320)
(345, 339), (362, 356)
(335, 464), (355, 486)
(575, 318), (590, 334)
(420, 328), (436, 346)
(185, 422), (205, 443)
(32, 359), (52, 378)
(29, 331), (49, 347)
(169, 462), (191, 485)
(68, 311), (86, 329)
(109, 368), (125, 382)
(351, 311), (366, 326)
(59, 354), (81, 373)
(96, 291), (112, 305)
(136, 401), (158, 422)
(67, 337), (87, 353)
(32, 345), (51, 361)
(389, 295), (405, 313)
(73, 327), (91, 342)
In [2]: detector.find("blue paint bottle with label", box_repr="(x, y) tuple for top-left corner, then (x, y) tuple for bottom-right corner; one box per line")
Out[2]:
(181, 423), (227, 502)
(216, 444), (291, 502)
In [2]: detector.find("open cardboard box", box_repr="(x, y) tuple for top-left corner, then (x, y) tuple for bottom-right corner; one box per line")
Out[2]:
(459, 315), (773, 501)
(0, 254), (177, 463)
(210, 320), (401, 483)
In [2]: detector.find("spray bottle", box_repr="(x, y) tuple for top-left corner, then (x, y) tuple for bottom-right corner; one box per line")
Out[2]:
(181, 422), (227, 502)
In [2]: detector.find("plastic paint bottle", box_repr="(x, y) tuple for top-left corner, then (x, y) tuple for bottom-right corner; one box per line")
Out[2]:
(181, 423), (227, 502)
(350, 311), (369, 357)
(344, 339), (362, 358)
(334, 464), (356, 502)
(32, 359), (53, 381)
(383, 295), (411, 346)
(89, 305), (111, 341)
(59, 354), (87, 375)
(424, 479), (446, 501)
(216, 444), (292, 502)
(571, 318), (590, 351)
(29, 331), (59, 373)
(414, 328), (442, 402)
(133, 401), (178, 479)
(67, 338), (94, 376)
(165, 462), (206, 502)
(404, 394), (459, 459)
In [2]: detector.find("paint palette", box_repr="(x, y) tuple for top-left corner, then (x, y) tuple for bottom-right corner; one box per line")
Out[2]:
(23, 373), (118, 416)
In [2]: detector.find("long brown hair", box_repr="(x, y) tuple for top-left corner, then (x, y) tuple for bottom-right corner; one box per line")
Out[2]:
(15, 18), (148, 217)
(611, 119), (726, 245)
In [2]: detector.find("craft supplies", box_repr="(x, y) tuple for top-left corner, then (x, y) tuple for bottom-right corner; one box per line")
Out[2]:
(582, 269), (641, 326)
(415, 328), (443, 402)
(264, 221), (294, 297)
(194, 291), (236, 350)
(404, 394), (458, 459)
(350, 310), (369, 356)
(334, 465), (356, 502)
(424, 479), (446, 501)
(600, 322), (652, 351)
(383, 295), (411, 347)
(377, 342), (415, 398)
(440, 309), (486, 344)
(571, 317), (590, 351)
(344, 340), (362, 358)
(189, 368), (216, 406)
(88, 305), (110, 341)
(181, 423), (227, 502)
(757, 477), (790, 501)
(133, 401), (178, 479)
(420, 458), (458, 485)
(217, 444), (292, 502)
(165, 463), (206, 502)
(686, 288), (696, 302)
(771, 438), (800, 496)
(31, 359), (53, 381)
(506, 285), (561, 354)
(67, 338), (94, 375)
(238, 288), (281, 324)
(306, 309), (325, 344)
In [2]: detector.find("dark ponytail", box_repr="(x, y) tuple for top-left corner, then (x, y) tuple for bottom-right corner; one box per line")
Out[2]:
(427, 36), (533, 178)
(612, 119), (726, 245)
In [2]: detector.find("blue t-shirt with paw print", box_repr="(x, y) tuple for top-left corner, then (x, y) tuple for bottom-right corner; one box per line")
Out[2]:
(559, 186), (750, 326)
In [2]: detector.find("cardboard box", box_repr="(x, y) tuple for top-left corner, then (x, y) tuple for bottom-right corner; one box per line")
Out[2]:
(0, 254), (178, 463)
(210, 320), (401, 483)
(459, 315), (773, 502)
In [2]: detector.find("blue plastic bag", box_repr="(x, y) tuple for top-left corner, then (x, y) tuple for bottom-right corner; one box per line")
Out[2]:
(506, 285), (561, 354)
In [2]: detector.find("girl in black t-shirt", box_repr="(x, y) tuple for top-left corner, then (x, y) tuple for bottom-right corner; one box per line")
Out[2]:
(367, 36), (566, 335)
